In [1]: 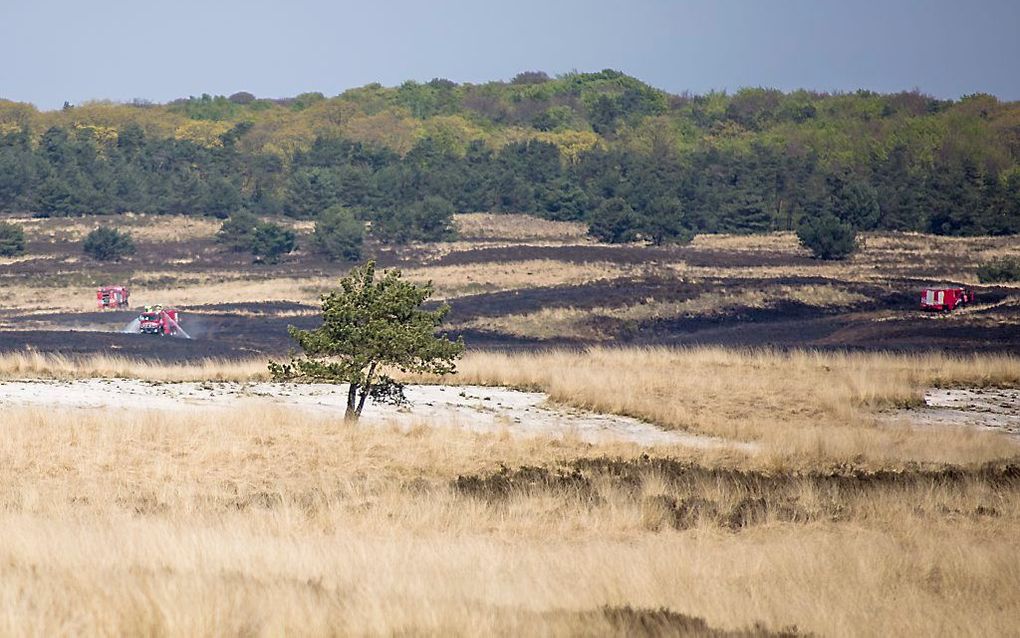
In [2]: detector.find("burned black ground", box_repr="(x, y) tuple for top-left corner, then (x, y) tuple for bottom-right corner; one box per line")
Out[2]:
(1, 221), (1017, 360)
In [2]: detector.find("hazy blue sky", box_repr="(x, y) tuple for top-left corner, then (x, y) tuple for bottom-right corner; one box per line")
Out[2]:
(2, 0), (1018, 110)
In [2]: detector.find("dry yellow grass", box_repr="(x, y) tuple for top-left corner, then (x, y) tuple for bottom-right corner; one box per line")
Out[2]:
(5, 220), (1017, 314)
(685, 232), (1020, 285)
(0, 274), (336, 313)
(454, 212), (589, 242)
(0, 351), (269, 382)
(2, 215), (1018, 634)
(0, 405), (1017, 636)
(400, 259), (655, 298)
(419, 347), (1020, 465)
(13, 213), (323, 244)
(12, 213), (222, 243)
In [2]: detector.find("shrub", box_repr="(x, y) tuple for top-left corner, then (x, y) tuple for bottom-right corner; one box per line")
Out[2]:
(976, 257), (1020, 283)
(83, 226), (135, 261)
(0, 221), (26, 257)
(372, 196), (457, 244)
(250, 222), (296, 264)
(642, 197), (695, 246)
(588, 197), (638, 243)
(313, 205), (364, 262)
(216, 209), (259, 252)
(796, 213), (858, 260)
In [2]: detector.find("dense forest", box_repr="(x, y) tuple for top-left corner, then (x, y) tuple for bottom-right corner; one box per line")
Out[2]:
(1, 70), (1019, 243)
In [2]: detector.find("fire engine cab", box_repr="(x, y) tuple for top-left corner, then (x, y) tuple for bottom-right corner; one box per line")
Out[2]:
(138, 305), (184, 336)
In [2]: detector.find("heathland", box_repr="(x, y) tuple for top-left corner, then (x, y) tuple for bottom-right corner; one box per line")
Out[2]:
(1, 346), (1018, 636)
(0, 210), (1018, 635)
(1, 72), (1019, 635)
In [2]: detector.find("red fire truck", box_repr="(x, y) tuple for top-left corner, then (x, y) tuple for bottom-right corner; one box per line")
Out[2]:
(96, 286), (130, 309)
(138, 306), (185, 336)
(920, 286), (974, 312)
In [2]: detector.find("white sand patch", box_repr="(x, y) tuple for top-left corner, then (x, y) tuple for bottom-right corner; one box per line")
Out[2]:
(0, 379), (754, 451)
(883, 388), (1020, 436)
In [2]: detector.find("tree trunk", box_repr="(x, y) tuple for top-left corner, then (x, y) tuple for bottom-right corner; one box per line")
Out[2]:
(355, 388), (370, 417)
(354, 363), (377, 418)
(345, 383), (359, 423)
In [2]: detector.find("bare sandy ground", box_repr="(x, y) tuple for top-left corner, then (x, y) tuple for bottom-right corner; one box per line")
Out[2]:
(0, 379), (755, 450)
(883, 388), (1020, 436)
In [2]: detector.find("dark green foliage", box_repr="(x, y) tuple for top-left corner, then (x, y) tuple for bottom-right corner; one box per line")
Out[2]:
(588, 95), (621, 135)
(250, 222), (296, 264)
(268, 261), (464, 422)
(202, 176), (243, 218)
(588, 197), (638, 243)
(976, 258), (1020, 283)
(0, 146), (30, 210)
(725, 88), (784, 131)
(284, 168), (338, 218)
(228, 92), (256, 105)
(831, 179), (881, 230)
(314, 205), (364, 262)
(83, 226), (135, 261)
(372, 196), (457, 244)
(641, 197), (694, 245)
(511, 71), (550, 85)
(169, 93), (240, 121)
(796, 214), (858, 260)
(216, 209), (259, 252)
(0, 221), (26, 256)
(540, 180), (590, 221)
(218, 212), (297, 262)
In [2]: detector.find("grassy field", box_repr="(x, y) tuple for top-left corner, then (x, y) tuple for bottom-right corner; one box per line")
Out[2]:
(4, 347), (1017, 465)
(0, 212), (1019, 635)
(0, 348), (1018, 634)
(0, 363), (1017, 634)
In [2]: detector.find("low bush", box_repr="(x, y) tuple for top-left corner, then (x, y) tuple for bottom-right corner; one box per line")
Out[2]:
(313, 205), (363, 262)
(83, 226), (135, 261)
(372, 196), (457, 244)
(587, 197), (638, 243)
(216, 209), (259, 252)
(796, 213), (858, 260)
(976, 257), (1020, 283)
(250, 222), (296, 264)
(0, 221), (26, 257)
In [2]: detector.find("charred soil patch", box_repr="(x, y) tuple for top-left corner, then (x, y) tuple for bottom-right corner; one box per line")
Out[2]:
(0, 330), (254, 362)
(552, 605), (805, 638)
(453, 458), (1020, 530)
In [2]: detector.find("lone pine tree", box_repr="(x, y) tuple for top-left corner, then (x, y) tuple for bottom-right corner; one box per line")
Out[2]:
(269, 261), (464, 422)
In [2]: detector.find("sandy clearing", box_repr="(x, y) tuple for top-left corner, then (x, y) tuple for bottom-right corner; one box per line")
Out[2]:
(883, 388), (1020, 436)
(0, 379), (754, 451)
